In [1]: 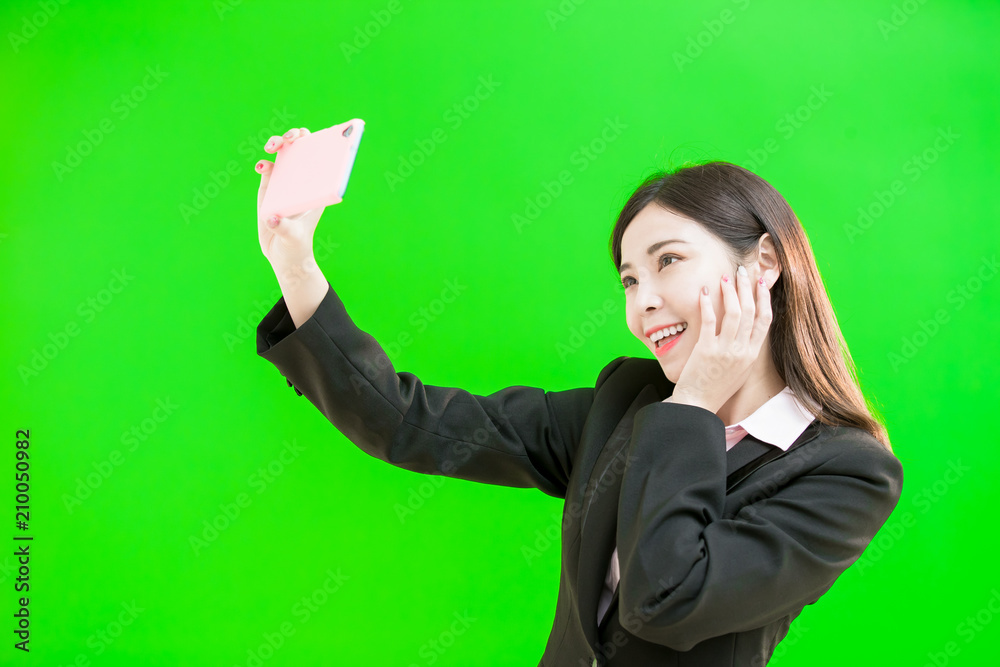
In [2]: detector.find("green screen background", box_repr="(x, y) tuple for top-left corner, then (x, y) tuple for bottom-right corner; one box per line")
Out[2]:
(3, 0), (998, 665)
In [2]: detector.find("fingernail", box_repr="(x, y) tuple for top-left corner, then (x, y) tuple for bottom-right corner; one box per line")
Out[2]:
(267, 215), (279, 228)
(265, 139), (277, 151)
(284, 130), (295, 139)
(255, 160), (266, 172)
(701, 285), (709, 295)
(737, 265), (748, 278)
(722, 274), (729, 283)
(758, 276), (765, 285)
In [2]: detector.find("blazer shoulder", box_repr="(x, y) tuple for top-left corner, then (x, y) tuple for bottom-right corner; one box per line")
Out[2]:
(595, 355), (629, 389)
(802, 422), (904, 501)
(595, 355), (674, 400)
(811, 423), (900, 468)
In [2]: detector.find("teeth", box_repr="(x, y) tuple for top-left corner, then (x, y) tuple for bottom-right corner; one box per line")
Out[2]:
(650, 323), (687, 342)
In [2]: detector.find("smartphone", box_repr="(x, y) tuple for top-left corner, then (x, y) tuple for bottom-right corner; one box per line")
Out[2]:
(259, 118), (365, 220)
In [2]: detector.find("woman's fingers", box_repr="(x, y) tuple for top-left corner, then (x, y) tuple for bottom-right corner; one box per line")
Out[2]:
(718, 271), (741, 342)
(264, 129), (297, 153)
(698, 284), (716, 341)
(264, 127), (312, 153)
(256, 162), (273, 215)
(734, 265), (756, 352)
(748, 275), (773, 351)
(264, 135), (284, 153)
(673, 269), (773, 411)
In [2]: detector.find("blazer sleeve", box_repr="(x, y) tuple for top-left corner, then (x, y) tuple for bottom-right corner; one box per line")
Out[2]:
(614, 401), (904, 651)
(255, 280), (621, 499)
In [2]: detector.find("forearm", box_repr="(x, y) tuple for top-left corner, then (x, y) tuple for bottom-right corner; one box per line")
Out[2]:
(271, 257), (329, 329)
(255, 282), (593, 497)
(617, 401), (728, 649)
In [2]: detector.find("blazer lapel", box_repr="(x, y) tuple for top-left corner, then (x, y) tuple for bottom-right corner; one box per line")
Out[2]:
(725, 437), (774, 477)
(575, 383), (661, 650)
(724, 420), (821, 490)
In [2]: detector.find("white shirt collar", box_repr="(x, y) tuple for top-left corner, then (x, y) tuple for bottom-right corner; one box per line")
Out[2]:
(725, 386), (819, 451)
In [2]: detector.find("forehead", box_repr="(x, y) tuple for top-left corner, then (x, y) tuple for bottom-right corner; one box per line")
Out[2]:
(621, 205), (718, 258)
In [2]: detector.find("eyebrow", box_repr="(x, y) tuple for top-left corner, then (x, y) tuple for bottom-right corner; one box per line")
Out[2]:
(619, 239), (690, 274)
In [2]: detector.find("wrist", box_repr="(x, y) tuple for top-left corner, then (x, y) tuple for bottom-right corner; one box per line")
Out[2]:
(271, 254), (321, 287)
(663, 392), (714, 413)
(271, 258), (328, 329)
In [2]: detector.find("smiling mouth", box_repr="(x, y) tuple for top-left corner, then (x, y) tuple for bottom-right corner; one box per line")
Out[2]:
(649, 322), (688, 347)
(655, 329), (684, 348)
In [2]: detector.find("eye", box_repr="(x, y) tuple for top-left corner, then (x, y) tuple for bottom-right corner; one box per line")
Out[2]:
(658, 253), (679, 269)
(620, 253), (679, 289)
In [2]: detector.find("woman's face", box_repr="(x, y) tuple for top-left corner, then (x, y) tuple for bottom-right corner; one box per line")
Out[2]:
(619, 205), (755, 384)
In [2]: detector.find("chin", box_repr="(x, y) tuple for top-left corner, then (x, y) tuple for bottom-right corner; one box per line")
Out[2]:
(655, 358), (678, 383)
(655, 350), (688, 385)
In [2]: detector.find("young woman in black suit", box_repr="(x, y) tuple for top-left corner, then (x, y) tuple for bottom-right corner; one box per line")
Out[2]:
(253, 128), (903, 666)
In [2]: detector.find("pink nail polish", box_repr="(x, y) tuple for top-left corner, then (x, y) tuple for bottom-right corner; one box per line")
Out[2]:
(759, 277), (765, 285)
(722, 274), (729, 283)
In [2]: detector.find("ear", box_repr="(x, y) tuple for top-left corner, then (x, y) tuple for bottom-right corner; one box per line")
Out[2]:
(753, 233), (781, 289)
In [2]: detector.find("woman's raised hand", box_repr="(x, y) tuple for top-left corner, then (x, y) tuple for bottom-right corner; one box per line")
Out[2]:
(664, 265), (774, 414)
(255, 127), (323, 279)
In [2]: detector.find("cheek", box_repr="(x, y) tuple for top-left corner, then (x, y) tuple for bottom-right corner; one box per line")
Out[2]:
(626, 310), (642, 340)
(624, 296), (639, 327)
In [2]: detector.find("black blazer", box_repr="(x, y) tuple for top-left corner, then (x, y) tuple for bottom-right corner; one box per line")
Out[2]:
(256, 281), (904, 667)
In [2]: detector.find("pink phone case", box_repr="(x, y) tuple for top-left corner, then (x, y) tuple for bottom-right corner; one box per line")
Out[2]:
(259, 118), (365, 220)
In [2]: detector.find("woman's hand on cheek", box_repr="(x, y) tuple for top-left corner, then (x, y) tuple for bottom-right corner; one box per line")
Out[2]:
(663, 266), (773, 413)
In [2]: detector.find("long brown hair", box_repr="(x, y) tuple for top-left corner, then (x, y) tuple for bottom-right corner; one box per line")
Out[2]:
(609, 160), (892, 452)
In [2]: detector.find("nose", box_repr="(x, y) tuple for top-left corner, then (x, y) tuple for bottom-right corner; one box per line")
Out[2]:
(635, 281), (662, 311)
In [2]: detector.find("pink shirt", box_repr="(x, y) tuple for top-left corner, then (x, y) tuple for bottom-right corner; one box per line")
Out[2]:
(596, 386), (819, 625)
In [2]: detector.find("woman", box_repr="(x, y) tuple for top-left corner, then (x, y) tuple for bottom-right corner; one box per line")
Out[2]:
(253, 128), (903, 666)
